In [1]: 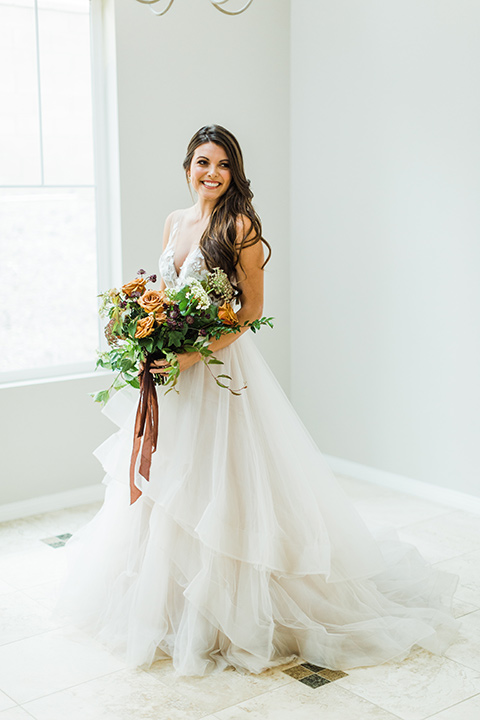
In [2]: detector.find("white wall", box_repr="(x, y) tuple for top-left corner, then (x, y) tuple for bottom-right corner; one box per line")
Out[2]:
(0, 0), (291, 508)
(113, 0), (291, 384)
(0, 375), (114, 505)
(5, 0), (479, 512)
(291, 0), (480, 497)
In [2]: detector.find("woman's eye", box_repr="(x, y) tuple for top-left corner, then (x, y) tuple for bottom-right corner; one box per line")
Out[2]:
(197, 160), (206, 165)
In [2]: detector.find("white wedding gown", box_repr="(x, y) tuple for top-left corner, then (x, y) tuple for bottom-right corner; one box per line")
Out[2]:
(53, 217), (460, 676)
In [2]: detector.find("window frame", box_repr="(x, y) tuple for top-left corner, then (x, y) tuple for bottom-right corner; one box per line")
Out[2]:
(0, 0), (121, 387)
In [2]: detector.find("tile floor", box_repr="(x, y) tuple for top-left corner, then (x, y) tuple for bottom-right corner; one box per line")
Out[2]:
(0, 475), (479, 720)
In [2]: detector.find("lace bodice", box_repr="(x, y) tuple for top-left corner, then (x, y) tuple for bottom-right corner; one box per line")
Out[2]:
(159, 214), (208, 289)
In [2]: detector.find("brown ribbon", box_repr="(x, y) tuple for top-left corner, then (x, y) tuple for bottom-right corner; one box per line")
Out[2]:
(129, 355), (159, 504)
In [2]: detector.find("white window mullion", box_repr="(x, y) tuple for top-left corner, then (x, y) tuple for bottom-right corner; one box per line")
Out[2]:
(33, 0), (45, 185)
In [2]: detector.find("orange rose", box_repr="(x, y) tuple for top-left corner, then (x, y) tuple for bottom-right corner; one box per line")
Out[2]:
(138, 290), (166, 314)
(153, 308), (167, 324)
(135, 314), (156, 339)
(218, 303), (238, 326)
(122, 277), (147, 297)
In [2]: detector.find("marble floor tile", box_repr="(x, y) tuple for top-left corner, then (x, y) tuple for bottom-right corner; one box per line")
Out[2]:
(212, 680), (401, 720)
(452, 597), (479, 619)
(0, 625), (125, 704)
(34, 502), (102, 536)
(0, 691), (15, 713)
(1, 484), (479, 720)
(435, 549), (480, 607)
(0, 503), (100, 557)
(340, 486), (451, 530)
(0, 581), (16, 597)
(427, 692), (480, 719)
(22, 580), (62, 611)
(397, 511), (480, 564)
(23, 667), (216, 720)
(0, 708), (35, 720)
(444, 610), (480, 673)
(0, 516), (59, 556)
(0, 590), (63, 645)
(0, 546), (66, 591)
(147, 659), (294, 716)
(0, 532), (40, 558)
(335, 647), (480, 720)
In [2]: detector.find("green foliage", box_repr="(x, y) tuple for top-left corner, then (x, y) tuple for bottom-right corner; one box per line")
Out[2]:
(92, 269), (275, 404)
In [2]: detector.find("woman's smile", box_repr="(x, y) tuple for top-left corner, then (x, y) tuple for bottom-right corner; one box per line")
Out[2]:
(189, 142), (232, 200)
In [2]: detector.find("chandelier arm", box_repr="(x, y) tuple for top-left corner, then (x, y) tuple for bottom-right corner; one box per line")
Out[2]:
(210, 0), (254, 15)
(149, 1), (174, 15)
(136, 0), (170, 4)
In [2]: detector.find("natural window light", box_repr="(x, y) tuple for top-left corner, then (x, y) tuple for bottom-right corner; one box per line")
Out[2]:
(0, 0), (99, 380)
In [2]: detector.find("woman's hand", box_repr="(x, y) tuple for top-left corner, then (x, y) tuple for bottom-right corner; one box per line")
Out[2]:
(139, 351), (201, 378)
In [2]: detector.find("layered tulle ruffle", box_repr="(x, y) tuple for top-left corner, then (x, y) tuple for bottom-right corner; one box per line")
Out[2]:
(53, 333), (459, 676)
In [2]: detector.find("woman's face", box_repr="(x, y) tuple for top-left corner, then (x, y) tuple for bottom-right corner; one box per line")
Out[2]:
(188, 142), (232, 201)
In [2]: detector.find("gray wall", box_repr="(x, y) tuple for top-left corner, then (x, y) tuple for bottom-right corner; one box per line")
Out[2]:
(0, 0), (291, 507)
(3, 0), (480, 511)
(291, 0), (480, 497)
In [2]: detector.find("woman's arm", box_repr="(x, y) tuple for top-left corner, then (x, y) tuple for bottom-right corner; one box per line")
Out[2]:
(151, 215), (266, 376)
(203, 217), (265, 353)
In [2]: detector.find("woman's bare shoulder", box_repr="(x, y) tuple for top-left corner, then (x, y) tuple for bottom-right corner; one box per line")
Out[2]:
(162, 208), (193, 250)
(164, 207), (189, 225)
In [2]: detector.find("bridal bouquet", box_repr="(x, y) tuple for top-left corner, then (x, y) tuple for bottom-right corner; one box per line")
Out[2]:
(94, 268), (273, 504)
(94, 268), (273, 404)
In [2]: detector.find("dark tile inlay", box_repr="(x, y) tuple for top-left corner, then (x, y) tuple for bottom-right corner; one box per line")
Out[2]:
(41, 533), (72, 548)
(283, 661), (348, 689)
(300, 661), (327, 673)
(300, 674), (330, 689)
(318, 668), (348, 681)
(283, 665), (314, 680)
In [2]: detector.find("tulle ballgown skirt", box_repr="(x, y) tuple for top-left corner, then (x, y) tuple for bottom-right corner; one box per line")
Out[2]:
(53, 333), (460, 676)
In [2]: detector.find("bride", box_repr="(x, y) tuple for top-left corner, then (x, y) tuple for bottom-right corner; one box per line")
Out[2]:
(53, 124), (459, 677)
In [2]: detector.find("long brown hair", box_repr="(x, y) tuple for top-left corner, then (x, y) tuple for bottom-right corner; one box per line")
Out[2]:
(183, 125), (271, 295)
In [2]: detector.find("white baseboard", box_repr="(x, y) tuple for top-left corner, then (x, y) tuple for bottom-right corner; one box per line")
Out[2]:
(325, 454), (480, 516)
(0, 484), (105, 523)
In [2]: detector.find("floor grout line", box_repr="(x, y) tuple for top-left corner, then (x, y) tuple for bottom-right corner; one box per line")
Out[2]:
(422, 690), (480, 719)
(432, 547), (480, 567)
(9, 666), (133, 709)
(152, 666), (296, 715)
(441, 652), (480, 677)
(12, 706), (38, 719)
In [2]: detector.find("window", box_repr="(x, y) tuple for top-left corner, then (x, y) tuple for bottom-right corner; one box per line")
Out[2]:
(0, 0), (103, 382)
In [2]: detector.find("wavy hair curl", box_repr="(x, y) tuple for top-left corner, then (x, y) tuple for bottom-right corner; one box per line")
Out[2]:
(183, 125), (271, 296)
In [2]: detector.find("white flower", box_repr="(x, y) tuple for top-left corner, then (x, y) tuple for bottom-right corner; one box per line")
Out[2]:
(184, 277), (210, 309)
(206, 267), (234, 303)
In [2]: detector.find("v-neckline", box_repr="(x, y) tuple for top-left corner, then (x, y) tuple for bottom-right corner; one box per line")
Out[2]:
(172, 212), (201, 278)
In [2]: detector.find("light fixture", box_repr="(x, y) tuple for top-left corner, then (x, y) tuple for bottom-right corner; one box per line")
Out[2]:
(135, 0), (254, 17)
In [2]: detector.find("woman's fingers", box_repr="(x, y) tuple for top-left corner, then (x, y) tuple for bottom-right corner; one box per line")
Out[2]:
(137, 359), (169, 376)
(150, 360), (169, 375)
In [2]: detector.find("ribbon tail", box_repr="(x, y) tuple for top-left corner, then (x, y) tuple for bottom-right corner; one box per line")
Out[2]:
(129, 432), (143, 505)
(139, 387), (158, 483)
(128, 356), (159, 505)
